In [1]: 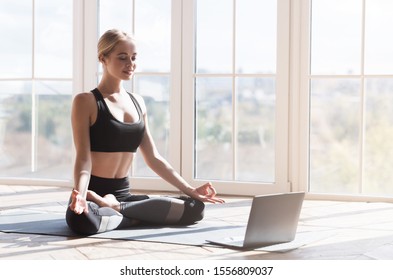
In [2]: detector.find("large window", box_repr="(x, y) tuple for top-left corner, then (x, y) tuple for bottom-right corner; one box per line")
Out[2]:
(308, 0), (393, 196)
(193, 0), (277, 182)
(0, 0), (290, 194)
(5, 0), (392, 199)
(0, 0), (73, 181)
(182, 0), (290, 195)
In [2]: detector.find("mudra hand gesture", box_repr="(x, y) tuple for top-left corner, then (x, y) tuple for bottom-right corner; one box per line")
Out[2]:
(189, 182), (225, 204)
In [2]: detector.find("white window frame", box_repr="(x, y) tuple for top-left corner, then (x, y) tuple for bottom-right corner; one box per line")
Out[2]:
(290, 0), (312, 196)
(2, 0), (391, 202)
(0, 0), (75, 186)
(296, 0), (393, 202)
(181, 0), (292, 196)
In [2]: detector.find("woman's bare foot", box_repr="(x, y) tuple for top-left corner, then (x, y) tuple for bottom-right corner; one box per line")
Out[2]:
(86, 190), (101, 204)
(86, 190), (121, 212)
(102, 194), (121, 212)
(86, 191), (140, 226)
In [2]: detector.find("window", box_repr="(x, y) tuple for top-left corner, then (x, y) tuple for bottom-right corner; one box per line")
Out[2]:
(0, 0), (73, 181)
(182, 0), (290, 195)
(308, 0), (393, 196)
(194, 0), (277, 182)
(10, 0), (393, 200)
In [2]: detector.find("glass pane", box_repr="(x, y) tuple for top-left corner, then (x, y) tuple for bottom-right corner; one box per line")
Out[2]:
(0, 81), (32, 177)
(363, 79), (393, 195)
(135, 0), (171, 72)
(236, 0), (277, 74)
(196, 0), (233, 73)
(99, 0), (133, 35)
(309, 79), (361, 194)
(195, 77), (233, 180)
(365, 0), (393, 74)
(0, 0), (32, 78)
(133, 75), (170, 177)
(35, 0), (73, 78)
(236, 78), (275, 182)
(310, 0), (362, 75)
(35, 81), (73, 180)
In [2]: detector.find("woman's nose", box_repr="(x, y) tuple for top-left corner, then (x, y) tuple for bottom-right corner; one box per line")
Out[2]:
(130, 60), (136, 69)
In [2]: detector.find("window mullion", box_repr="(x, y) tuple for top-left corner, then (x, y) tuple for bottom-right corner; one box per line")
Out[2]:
(83, 0), (98, 91)
(358, 0), (367, 194)
(232, 0), (237, 181)
(31, 0), (36, 173)
(169, 0), (183, 173)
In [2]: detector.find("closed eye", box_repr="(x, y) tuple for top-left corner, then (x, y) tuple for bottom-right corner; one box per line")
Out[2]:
(117, 54), (137, 61)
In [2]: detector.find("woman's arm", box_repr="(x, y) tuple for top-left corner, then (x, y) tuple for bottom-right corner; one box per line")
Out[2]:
(69, 93), (94, 213)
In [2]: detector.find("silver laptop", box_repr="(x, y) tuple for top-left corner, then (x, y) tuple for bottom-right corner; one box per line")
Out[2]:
(206, 192), (305, 249)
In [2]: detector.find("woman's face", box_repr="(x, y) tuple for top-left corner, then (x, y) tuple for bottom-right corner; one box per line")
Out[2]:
(102, 40), (137, 80)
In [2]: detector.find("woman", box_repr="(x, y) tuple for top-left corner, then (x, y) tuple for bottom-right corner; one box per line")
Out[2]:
(66, 29), (224, 235)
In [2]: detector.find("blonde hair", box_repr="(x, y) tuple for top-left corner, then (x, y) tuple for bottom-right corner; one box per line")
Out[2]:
(97, 29), (135, 61)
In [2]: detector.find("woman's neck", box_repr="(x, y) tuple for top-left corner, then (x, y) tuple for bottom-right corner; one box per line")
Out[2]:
(97, 76), (123, 95)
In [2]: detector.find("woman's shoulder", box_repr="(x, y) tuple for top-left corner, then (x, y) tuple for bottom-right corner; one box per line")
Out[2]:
(73, 91), (95, 103)
(72, 91), (97, 111)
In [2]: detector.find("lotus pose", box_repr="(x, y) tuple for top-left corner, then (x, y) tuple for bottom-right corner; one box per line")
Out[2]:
(66, 29), (224, 235)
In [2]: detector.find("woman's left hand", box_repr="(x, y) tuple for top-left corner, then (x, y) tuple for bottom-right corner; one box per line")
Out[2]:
(189, 182), (225, 204)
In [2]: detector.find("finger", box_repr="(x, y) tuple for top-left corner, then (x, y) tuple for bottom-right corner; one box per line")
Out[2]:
(201, 182), (212, 189)
(203, 196), (225, 204)
(207, 186), (217, 196)
(201, 182), (216, 195)
(77, 205), (83, 213)
(199, 188), (209, 196)
(199, 183), (211, 194)
(212, 197), (225, 203)
(204, 190), (219, 199)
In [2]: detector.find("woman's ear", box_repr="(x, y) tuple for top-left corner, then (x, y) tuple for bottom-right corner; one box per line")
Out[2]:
(99, 54), (106, 64)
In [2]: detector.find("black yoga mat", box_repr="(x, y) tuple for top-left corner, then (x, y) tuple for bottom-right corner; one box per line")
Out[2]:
(0, 201), (321, 251)
(0, 204), (246, 246)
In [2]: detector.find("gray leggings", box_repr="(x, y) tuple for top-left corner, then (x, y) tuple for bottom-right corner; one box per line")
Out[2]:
(65, 175), (205, 235)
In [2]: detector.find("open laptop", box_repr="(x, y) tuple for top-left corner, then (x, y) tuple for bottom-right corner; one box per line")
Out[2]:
(206, 192), (305, 249)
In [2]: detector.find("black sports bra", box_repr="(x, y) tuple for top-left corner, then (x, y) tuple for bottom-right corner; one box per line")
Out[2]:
(89, 88), (145, 152)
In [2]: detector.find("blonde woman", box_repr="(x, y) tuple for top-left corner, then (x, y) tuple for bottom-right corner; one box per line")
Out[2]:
(66, 29), (224, 234)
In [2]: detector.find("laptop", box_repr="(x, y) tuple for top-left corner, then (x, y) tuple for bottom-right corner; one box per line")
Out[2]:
(206, 192), (305, 249)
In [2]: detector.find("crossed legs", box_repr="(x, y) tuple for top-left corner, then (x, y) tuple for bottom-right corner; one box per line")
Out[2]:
(87, 190), (205, 226)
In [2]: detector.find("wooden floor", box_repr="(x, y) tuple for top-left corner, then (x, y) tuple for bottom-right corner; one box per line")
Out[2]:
(2, 184), (393, 260)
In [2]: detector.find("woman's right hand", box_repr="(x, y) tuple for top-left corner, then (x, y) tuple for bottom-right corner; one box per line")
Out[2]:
(69, 189), (89, 214)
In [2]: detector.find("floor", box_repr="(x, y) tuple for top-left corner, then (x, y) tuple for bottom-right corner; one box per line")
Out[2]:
(2, 184), (393, 260)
